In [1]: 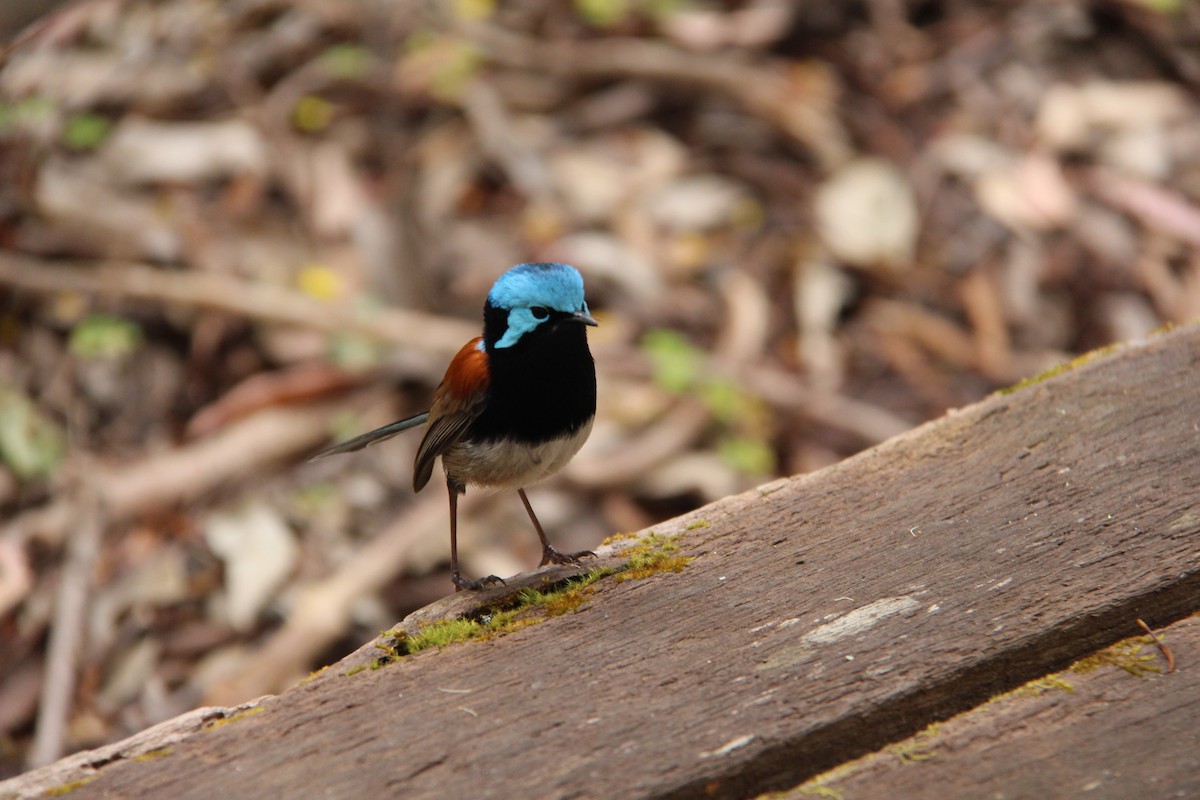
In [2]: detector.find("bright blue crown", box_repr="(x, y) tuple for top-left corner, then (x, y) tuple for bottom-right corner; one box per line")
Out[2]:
(487, 263), (589, 349)
(488, 262), (585, 312)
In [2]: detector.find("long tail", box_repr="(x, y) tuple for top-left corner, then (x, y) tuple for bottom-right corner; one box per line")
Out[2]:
(310, 412), (430, 460)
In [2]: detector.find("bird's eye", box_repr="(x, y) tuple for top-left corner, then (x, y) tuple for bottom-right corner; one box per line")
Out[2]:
(530, 306), (550, 320)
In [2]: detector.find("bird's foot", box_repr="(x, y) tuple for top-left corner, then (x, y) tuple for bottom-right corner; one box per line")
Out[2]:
(539, 546), (596, 567)
(452, 572), (506, 592)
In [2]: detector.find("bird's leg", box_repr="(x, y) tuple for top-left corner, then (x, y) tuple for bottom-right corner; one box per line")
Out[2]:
(518, 488), (595, 567)
(448, 480), (504, 592)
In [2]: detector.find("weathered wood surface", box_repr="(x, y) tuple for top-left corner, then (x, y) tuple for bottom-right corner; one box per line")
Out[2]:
(789, 614), (1199, 800)
(3, 325), (1198, 800)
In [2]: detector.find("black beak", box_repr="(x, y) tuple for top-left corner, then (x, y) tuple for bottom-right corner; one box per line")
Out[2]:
(570, 310), (599, 327)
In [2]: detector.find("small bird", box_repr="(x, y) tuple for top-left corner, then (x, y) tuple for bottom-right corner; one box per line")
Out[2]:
(314, 262), (598, 590)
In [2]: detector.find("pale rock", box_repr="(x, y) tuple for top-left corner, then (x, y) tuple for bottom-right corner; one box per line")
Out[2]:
(815, 158), (918, 268)
(205, 502), (299, 631)
(101, 117), (268, 185)
(647, 175), (748, 231)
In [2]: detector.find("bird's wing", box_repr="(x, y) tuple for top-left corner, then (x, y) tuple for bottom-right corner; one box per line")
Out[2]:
(310, 412), (431, 460)
(413, 337), (490, 491)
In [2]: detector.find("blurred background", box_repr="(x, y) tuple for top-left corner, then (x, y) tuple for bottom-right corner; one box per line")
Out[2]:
(1, 0), (1199, 777)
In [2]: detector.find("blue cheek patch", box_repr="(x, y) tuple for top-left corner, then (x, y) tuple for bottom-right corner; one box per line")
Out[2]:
(494, 308), (545, 349)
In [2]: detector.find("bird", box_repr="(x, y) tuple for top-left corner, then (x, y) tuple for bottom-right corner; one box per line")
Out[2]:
(313, 262), (598, 590)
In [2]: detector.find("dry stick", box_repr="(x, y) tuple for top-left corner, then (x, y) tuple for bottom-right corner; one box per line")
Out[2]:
(713, 269), (912, 441)
(463, 22), (854, 172)
(0, 535), (34, 618)
(1, 255), (909, 452)
(460, 79), (555, 203)
(0, 255), (476, 357)
(570, 270), (914, 487)
(27, 488), (103, 769)
(5, 394), (382, 549)
(566, 398), (712, 489)
(740, 364), (914, 444)
(1089, 169), (1200, 250)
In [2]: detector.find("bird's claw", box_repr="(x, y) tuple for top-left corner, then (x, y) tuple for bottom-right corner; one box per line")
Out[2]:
(539, 547), (596, 567)
(452, 572), (506, 592)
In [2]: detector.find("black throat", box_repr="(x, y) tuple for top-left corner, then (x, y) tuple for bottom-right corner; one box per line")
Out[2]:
(469, 304), (596, 445)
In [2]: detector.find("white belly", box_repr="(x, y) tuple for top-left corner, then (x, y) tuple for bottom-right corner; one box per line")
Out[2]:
(441, 419), (593, 489)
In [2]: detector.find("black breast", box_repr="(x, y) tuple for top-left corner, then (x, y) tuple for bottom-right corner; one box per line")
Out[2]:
(469, 311), (596, 445)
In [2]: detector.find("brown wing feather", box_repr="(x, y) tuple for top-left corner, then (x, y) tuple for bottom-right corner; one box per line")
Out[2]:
(413, 338), (489, 491)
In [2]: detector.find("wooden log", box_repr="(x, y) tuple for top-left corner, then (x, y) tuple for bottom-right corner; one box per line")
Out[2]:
(791, 614), (1200, 799)
(2, 325), (1198, 800)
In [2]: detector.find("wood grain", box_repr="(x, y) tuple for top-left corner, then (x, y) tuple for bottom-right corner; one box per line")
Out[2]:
(4, 325), (1198, 800)
(790, 614), (1200, 800)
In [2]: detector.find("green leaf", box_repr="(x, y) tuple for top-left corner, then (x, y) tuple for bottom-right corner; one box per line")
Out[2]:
(293, 482), (337, 517)
(401, 31), (484, 101)
(292, 95), (335, 133)
(68, 314), (142, 360)
(641, 328), (702, 393)
(0, 386), (65, 480)
(319, 44), (375, 80)
(453, 0), (496, 21)
(575, 0), (630, 27)
(700, 378), (744, 424)
(61, 113), (112, 151)
(718, 435), (775, 476)
(1135, 0), (1180, 12)
(328, 333), (382, 370)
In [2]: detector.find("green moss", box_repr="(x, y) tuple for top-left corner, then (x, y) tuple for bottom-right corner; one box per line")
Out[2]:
(42, 778), (95, 796)
(887, 722), (940, 763)
(402, 567), (619, 653)
(375, 636), (405, 661)
(298, 664), (330, 685)
(995, 344), (1122, 396)
(515, 566), (618, 616)
(614, 532), (693, 581)
(982, 632), (1159, 713)
(204, 705), (265, 731)
(684, 519), (711, 531)
(345, 634), (409, 671)
(985, 671), (1075, 708)
(792, 761), (859, 800)
(344, 535), (691, 671)
(1070, 634), (1161, 677)
(600, 531), (638, 546)
(401, 608), (534, 653)
(132, 747), (173, 762)
(1010, 674), (1076, 698)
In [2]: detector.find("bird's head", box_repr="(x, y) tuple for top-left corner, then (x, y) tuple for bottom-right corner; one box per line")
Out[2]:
(483, 262), (598, 350)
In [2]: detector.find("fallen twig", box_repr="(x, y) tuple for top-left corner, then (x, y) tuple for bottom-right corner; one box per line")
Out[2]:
(0, 256), (476, 356)
(1136, 618), (1176, 674)
(28, 483), (103, 769)
(0, 535), (34, 619)
(1090, 169), (1200, 249)
(184, 362), (368, 439)
(566, 398), (712, 489)
(4, 393), (383, 549)
(463, 22), (853, 172)
(460, 79), (556, 203)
